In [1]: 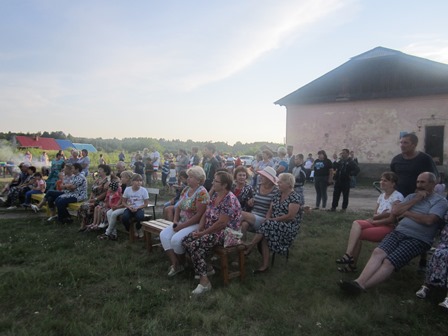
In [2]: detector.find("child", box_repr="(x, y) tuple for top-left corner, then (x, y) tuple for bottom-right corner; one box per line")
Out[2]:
(168, 162), (177, 194)
(22, 172), (46, 207)
(161, 154), (171, 191)
(133, 155), (145, 177)
(163, 170), (188, 221)
(434, 172), (446, 196)
(87, 180), (122, 231)
(121, 174), (149, 239)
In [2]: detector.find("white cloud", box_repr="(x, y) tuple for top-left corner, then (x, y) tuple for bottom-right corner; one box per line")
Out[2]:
(402, 38), (448, 64)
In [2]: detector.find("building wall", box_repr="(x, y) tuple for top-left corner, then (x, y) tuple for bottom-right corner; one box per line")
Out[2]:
(285, 95), (448, 169)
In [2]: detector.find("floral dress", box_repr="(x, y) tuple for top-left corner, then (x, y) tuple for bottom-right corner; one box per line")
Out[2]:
(426, 225), (448, 288)
(78, 176), (110, 226)
(182, 191), (242, 276)
(232, 183), (254, 212)
(177, 186), (210, 223)
(258, 190), (302, 255)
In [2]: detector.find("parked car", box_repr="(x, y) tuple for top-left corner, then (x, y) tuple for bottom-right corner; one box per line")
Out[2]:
(239, 155), (254, 167)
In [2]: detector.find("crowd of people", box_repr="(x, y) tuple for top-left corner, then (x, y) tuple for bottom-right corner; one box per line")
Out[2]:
(2, 134), (448, 306)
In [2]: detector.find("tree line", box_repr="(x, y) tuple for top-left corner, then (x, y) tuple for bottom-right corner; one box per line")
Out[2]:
(0, 131), (282, 156)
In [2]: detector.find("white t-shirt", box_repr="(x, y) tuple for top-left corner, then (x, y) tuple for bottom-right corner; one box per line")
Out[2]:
(123, 186), (149, 208)
(376, 190), (404, 214)
(150, 151), (160, 168)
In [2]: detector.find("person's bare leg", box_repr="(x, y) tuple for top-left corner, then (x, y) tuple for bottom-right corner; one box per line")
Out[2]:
(354, 248), (387, 289)
(166, 249), (178, 268)
(258, 238), (270, 270)
(361, 258), (395, 289)
(345, 221), (362, 257)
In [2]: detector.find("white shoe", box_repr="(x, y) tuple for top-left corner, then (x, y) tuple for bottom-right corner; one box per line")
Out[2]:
(31, 204), (40, 213)
(7, 206), (17, 210)
(167, 265), (184, 277)
(192, 283), (212, 295)
(98, 222), (108, 229)
(416, 285), (429, 299)
(137, 228), (144, 238)
(47, 215), (58, 222)
(438, 297), (448, 309)
(194, 268), (216, 279)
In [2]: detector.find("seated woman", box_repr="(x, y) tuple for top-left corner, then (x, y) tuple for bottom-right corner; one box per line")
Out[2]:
(241, 166), (278, 237)
(182, 171), (242, 295)
(31, 164), (73, 216)
(21, 172), (46, 207)
(415, 223), (448, 309)
(335, 172), (403, 272)
(78, 164), (111, 231)
(231, 166), (254, 212)
(246, 173), (302, 273)
(54, 163), (88, 224)
(98, 170), (134, 241)
(5, 165), (36, 209)
(160, 166), (209, 276)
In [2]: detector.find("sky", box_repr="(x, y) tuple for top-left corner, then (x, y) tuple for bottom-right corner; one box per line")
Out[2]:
(1, 0), (448, 145)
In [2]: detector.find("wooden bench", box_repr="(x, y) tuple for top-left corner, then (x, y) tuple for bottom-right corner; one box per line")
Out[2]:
(141, 219), (246, 285)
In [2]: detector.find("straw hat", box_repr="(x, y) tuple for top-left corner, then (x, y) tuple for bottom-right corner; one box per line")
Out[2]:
(258, 166), (278, 185)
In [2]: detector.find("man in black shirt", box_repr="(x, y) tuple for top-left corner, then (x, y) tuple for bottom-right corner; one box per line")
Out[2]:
(330, 149), (360, 212)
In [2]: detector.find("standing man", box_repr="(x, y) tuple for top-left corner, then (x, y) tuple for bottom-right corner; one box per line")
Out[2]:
(150, 147), (161, 183)
(118, 151), (125, 162)
(202, 143), (219, 191)
(330, 149), (360, 212)
(390, 133), (438, 198)
(390, 133), (439, 271)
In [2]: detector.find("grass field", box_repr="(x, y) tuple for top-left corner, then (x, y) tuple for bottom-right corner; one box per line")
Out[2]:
(1, 206), (447, 336)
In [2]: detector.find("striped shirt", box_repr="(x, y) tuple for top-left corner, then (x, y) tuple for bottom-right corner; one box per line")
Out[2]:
(252, 186), (278, 217)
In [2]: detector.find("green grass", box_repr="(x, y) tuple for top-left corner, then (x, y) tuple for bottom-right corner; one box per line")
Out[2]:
(1, 210), (447, 336)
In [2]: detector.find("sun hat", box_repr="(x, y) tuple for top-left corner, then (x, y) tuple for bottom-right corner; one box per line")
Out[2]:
(258, 166), (278, 185)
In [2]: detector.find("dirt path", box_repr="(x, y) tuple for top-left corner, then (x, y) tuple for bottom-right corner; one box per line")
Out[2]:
(0, 184), (378, 220)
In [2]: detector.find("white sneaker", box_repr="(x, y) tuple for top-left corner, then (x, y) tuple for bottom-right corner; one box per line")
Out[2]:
(194, 268), (216, 279)
(191, 283), (212, 295)
(98, 222), (108, 229)
(167, 265), (185, 277)
(47, 215), (58, 222)
(31, 204), (40, 213)
(416, 285), (429, 299)
(137, 228), (144, 238)
(438, 297), (448, 309)
(7, 206), (17, 210)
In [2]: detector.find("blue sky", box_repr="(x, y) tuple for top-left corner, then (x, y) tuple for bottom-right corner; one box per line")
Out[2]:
(1, 0), (448, 145)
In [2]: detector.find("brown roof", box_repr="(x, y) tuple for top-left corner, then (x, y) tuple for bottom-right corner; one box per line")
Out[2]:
(274, 46), (448, 106)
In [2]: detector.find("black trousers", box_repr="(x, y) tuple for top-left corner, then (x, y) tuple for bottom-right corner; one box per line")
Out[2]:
(331, 182), (351, 209)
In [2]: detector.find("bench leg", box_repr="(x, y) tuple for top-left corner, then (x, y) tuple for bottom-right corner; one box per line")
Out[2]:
(220, 253), (230, 286)
(238, 250), (245, 281)
(144, 232), (153, 253)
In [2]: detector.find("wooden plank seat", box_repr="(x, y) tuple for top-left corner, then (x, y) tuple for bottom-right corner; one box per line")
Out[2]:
(141, 219), (246, 285)
(30, 193), (83, 218)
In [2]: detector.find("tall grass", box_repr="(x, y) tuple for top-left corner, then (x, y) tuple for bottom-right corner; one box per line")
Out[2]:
(1, 210), (447, 336)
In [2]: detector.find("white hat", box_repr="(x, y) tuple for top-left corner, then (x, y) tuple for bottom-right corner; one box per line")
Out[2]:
(258, 166), (278, 185)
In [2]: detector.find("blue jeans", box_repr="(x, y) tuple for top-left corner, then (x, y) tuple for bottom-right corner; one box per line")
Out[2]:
(314, 176), (329, 208)
(55, 196), (77, 222)
(46, 191), (65, 209)
(24, 190), (43, 204)
(121, 208), (145, 231)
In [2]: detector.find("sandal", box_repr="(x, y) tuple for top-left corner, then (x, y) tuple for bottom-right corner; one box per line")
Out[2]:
(338, 263), (357, 273)
(336, 253), (354, 265)
(98, 234), (117, 241)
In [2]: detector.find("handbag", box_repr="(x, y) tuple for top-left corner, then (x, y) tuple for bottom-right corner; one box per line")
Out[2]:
(223, 227), (243, 248)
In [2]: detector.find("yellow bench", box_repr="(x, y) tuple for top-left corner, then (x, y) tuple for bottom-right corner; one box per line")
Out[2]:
(30, 193), (83, 218)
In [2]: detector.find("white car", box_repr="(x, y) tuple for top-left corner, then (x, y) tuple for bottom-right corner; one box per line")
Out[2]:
(239, 155), (254, 167)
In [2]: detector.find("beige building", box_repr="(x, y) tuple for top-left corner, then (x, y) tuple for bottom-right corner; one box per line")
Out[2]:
(275, 47), (448, 176)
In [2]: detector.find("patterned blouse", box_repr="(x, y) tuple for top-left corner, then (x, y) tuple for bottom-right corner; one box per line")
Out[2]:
(270, 190), (302, 225)
(177, 186), (210, 223)
(204, 191), (242, 239)
(231, 183), (254, 212)
(60, 173), (88, 201)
